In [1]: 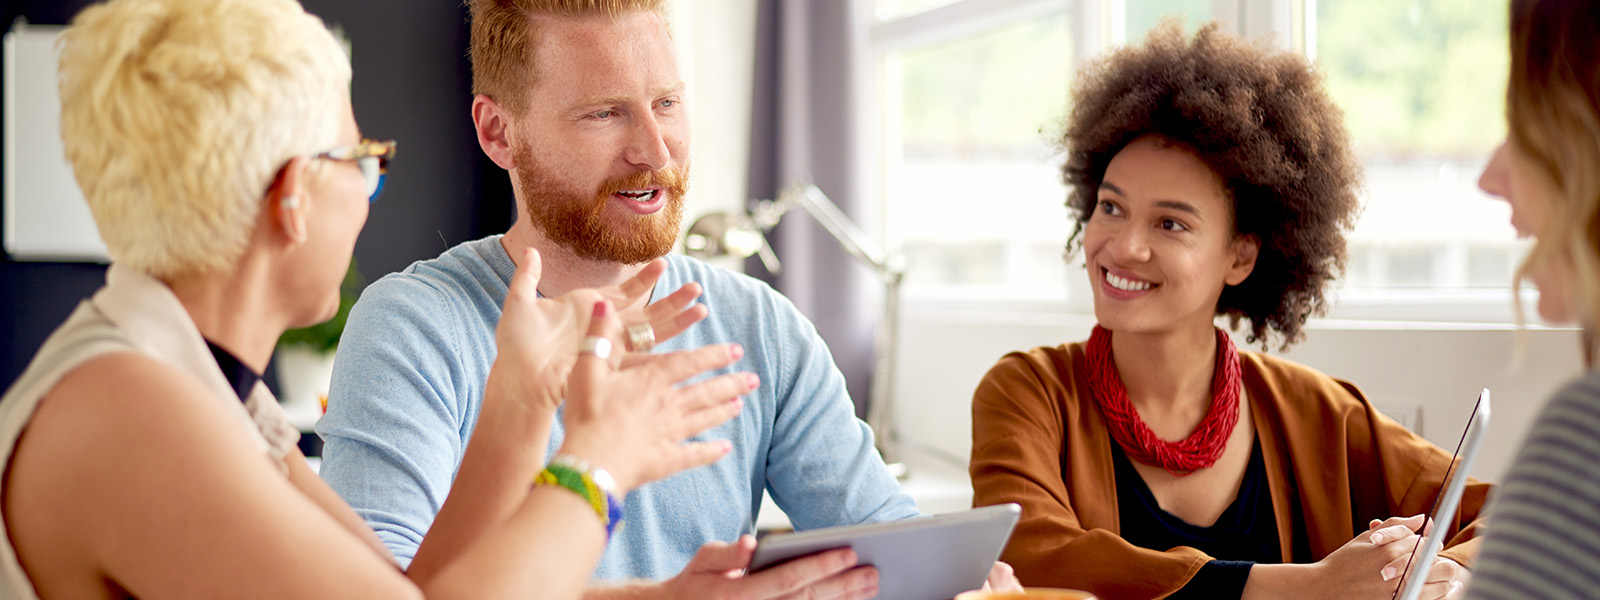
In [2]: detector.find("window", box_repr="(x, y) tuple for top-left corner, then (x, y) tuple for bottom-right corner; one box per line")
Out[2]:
(875, 2), (1074, 301)
(1314, 0), (1524, 295)
(869, 0), (1525, 320)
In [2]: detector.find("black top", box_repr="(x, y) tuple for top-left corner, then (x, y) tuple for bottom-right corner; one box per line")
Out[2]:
(1111, 438), (1280, 599)
(204, 339), (261, 405)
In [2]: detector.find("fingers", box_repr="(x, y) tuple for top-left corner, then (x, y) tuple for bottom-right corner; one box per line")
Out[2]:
(685, 536), (756, 574)
(615, 258), (668, 304)
(508, 248), (544, 302)
(570, 300), (623, 394)
(1368, 515), (1426, 544)
(642, 283), (708, 343)
(772, 566), (879, 600)
(641, 343), (746, 384)
(1417, 579), (1465, 600)
(742, 548), (866, 599)
(674, 397), (745, 442)
(987, 561), (1021, 592)
(642, 439), (736, 483)
(1370, 523), (1420, 546)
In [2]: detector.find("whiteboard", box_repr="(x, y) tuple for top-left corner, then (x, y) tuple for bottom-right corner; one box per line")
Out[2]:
(3, 22), (109, 262)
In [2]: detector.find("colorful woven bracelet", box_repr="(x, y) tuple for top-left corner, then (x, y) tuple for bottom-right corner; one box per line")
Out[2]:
(534, 455), (624, 538)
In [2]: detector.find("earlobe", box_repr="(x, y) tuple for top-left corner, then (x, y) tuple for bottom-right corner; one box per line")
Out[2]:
(473, 94), (518, 171)
(268, 157), (309, 246)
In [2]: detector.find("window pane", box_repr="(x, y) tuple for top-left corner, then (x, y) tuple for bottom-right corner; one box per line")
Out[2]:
(883, 12), (1074, 298)
(1317, 0), (1517, 290)
(1124, 0), (1210, 39)
(876, 0), (964, 21)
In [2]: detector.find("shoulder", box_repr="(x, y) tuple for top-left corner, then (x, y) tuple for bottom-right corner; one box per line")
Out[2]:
(10, 353), (268, 522)
(661, 254), (790, 308)
(973, 343), (1085, 423)
(980, 344), (1082, 394)
(1240, 350), (1370, 412)
(1524, 371), (1600, 454)
(346, 240), (513, 342)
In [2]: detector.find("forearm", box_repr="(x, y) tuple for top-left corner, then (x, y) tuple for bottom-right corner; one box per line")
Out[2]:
(1240, 563), (1317, 600)
(407, 367), (559, 586)
(423, 486), (607, 600)
(582, 582), (664, 600)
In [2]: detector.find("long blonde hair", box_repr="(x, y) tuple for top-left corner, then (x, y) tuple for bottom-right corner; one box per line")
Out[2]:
(1506, 0), (1600, 363)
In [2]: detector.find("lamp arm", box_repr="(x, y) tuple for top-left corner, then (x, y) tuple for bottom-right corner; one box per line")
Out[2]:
(782, 184), (895, 276)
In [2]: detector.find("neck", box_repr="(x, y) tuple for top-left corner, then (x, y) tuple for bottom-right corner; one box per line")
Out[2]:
(165, 254), (289, 374)
(1108, 321), (1220, 415)
(501, 218), (652, 299)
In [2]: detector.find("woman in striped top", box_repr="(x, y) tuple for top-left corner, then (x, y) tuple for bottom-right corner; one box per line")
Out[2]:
(1466, 1), (1600, 598)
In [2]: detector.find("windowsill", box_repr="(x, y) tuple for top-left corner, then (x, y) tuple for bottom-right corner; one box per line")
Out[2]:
(899, 286), (1564, 329)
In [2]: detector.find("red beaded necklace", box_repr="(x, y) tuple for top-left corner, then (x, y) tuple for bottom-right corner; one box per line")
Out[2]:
(1086, 325), (1241, 476)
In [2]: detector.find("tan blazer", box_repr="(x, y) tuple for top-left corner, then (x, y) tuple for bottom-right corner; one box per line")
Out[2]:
(971, 342), (1488, 599)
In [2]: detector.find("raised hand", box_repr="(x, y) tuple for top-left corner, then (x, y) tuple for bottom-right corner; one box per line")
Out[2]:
(559, 298), (753, 492)
(487, 248), (587, 413)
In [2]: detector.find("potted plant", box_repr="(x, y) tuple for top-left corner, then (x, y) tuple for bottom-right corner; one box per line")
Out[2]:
(274, 258), (364, 431)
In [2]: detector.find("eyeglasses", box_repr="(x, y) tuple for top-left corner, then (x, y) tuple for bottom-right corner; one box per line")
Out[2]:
(313, 139), (396, 202)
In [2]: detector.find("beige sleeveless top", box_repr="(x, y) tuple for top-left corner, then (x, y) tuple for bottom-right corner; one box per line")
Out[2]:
(0, 265), (300, 599)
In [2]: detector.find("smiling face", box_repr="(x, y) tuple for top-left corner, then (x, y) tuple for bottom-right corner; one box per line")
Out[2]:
(508, 10), (689, 265)
(1083, 135), (1260, 336)
(1478, 140), (1576, 323)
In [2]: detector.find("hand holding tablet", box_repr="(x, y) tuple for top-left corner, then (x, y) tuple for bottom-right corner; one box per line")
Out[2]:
(750, 504), (1022, 600)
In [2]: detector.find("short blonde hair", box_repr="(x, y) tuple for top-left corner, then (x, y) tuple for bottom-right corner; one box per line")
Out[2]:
(58, 0), (351, 279)
(469, 0), (666, 116)
(1506, 0), (1600, 337)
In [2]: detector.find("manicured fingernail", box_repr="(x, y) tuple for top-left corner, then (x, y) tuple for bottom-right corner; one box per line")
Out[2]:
(730, 344), (744, 360)
(1382, 567), (1397, 581)
(727, 397), (743, 411)
(745, 373), (760, 389)
(718, 439), (733, 453)
(593, 300), (609, 317)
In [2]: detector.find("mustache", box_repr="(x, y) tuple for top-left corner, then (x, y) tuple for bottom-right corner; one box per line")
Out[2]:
(597, 168), (687, 196)
(588, 168), (689, 216)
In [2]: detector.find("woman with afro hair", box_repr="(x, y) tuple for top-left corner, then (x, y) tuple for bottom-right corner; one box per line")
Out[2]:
(969, 22), (1488, 599)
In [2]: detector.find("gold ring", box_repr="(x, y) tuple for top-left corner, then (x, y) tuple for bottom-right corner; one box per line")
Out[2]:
(627, 323), (656, 352)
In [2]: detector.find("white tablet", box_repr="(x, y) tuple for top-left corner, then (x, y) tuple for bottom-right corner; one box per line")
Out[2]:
(749, 503), (1022, 600)
(1394, 388), (1491, 600)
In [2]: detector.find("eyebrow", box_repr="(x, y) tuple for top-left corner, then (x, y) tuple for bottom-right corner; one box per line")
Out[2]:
(1099, 180), (1204, 218)
(573, 82), (687, 110)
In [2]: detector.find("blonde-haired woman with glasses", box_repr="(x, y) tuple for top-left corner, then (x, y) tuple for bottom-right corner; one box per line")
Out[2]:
(0, 0), (752, 598)
(1465, 0), (1600, 599)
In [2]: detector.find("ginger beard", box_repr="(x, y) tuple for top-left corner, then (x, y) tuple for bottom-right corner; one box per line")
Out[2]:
(514, 142), (688, 265)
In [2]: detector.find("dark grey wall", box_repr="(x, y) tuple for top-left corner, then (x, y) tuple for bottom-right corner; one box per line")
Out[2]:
(0, 0), (509, 390)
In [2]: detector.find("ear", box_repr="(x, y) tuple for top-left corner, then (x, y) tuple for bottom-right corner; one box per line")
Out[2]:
(473, 94), (518, 171)
(1224, 233), (1260, 286)
(266, 156), (310, 246)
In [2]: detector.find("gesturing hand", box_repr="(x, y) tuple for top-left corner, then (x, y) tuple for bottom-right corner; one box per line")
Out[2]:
(559, 298), (755, 492)
(488, 248), (586, 414)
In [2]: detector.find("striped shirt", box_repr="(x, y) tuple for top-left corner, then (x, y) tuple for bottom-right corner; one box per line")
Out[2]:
(1466, 370), (1600, 600)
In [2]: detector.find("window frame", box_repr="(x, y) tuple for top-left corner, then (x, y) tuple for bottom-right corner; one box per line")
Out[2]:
(862, 0), (1523, 325)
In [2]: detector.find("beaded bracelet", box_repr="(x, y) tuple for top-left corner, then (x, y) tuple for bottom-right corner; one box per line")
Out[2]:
(534, 454), (624, 538)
